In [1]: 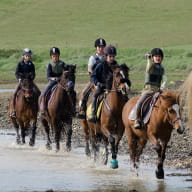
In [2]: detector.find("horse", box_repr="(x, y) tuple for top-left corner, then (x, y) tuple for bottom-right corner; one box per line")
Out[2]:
(80, 64), (131, 168)
(8, 74), (40, 146)
(39, 65), (76, 152)
(122, 90), (184, 179)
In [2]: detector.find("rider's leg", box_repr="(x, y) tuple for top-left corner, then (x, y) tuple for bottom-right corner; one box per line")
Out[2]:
(134, 92), (151, 129)
(88, 86), (102, 123)
(78, 82), (92, 119)
(10, 83), (21, 118)
(40, 81), (56, 116)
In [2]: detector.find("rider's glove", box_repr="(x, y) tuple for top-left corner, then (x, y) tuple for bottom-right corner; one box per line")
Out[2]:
(96, 82), (104, 88)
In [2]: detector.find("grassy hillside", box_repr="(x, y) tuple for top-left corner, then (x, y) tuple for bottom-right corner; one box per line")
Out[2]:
(0, 0), (192, 49)
(0, 0), (192, 88)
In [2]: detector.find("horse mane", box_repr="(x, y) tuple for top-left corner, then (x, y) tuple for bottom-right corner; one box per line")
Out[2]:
(119, 63), (130, 74)
(161, 90), (179, 102)
(179, 71), (192, 130)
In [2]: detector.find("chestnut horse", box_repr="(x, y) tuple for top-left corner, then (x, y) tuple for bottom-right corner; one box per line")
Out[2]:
(8, 74), (40, 146)
(40, 65), (76, 152)
(122, 90), (184, 179)
(80, 64), (131, 168)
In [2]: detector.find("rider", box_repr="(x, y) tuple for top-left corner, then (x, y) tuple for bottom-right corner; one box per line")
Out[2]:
(9, 48), (41, 118)
(88, 45), (118, 123)
(40, 47), (76, 117)
(77, 38), (106, 119)
(134, 48), (167, 129)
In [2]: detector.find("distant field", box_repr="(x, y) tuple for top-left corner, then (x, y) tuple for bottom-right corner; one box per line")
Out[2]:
(0, 0), (192, 49)
(0, 0), (192, 88)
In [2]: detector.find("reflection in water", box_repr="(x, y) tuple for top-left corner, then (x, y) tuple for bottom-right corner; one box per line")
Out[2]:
(0, 130), (191, 192)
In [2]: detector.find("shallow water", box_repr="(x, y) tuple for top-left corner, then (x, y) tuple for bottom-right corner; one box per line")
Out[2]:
(0, 129), (191, 192)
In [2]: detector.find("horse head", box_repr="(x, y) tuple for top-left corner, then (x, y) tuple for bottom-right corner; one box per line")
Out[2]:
(159, 90), (184, 134)
(107, 64), (131, 95)
(59, 64), (76, 92)
(20, 77), (34, 101)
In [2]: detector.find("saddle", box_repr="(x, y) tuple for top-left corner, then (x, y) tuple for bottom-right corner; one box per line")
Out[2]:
(45, 85), (58, 106)
(129, 92), (160, 124)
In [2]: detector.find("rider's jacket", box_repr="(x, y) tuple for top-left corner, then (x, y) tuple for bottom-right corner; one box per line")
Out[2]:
(47, 60), (68, 80)
(90, 60), (118, 86)
(15, 60), (35, 80)
(144, 63), (164, 87)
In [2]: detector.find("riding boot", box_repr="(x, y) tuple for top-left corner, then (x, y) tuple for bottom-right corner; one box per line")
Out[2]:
(77, 99), (86, 119)
(88, 96), (97, 123)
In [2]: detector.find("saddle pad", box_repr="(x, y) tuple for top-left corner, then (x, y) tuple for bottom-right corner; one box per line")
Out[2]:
(86, 100), (104, 120)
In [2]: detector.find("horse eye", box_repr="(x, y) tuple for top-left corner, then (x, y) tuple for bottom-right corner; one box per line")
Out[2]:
(169, 109), (175, 114)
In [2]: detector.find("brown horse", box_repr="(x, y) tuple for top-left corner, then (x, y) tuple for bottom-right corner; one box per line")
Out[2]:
(40, 65), (76, 152)
(8, 74), (40, 146)
(122, 90), (184, 179)
(80, 64), (131, 168)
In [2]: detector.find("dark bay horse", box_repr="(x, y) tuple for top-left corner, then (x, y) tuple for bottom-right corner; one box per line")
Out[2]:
(40, 65), (76, 152)
(122, 90), (184, 179)
(8, 75), (40, 146)
(80, 64), (131, 168)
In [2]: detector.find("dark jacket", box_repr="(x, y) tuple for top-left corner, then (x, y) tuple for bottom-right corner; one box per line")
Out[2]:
(15, 60), (35, 80)
(46, 60), (68, 80)
(90, 60), (118, 86)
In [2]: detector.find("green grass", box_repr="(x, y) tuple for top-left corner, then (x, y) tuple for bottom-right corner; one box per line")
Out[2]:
(0, 0), (192, 89)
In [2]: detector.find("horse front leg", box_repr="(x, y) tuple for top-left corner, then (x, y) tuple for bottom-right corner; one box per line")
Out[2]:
(81, 119), (91, 157)
(101, 136), (109, 165)
(41, 118), (52, 150)
(109, 134), (118, 169)
(10, 117), (20, 144)
(149, 133), (164, 179)
(29, 120), (37, 146)
(155, 142), (168, 179)
(65, 122), (73, 152)
(54, 122), (61, 152)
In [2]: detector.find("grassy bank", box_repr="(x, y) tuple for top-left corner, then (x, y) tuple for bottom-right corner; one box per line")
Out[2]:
(0, 0), (192, 89)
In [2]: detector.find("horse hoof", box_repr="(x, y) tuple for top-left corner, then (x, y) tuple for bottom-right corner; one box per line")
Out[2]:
(46, 144), (52, 150)
(110, 159), (118, 169)
(155, 169), (164, 179)
(29, 140), (35, 147)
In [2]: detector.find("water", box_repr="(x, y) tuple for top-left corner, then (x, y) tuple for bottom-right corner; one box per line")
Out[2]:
(0, 129), (191, 192)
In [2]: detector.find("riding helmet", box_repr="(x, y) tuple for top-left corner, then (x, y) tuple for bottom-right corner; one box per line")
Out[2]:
(22, 48), (32, 55)
(94, 38), (106, 47)
(151, 48), (164, 58)
(104, 45), (117, 56)
(50, 47), (60, 56)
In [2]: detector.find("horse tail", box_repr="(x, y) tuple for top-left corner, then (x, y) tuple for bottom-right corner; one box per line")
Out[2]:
(179, 71), (192, 131)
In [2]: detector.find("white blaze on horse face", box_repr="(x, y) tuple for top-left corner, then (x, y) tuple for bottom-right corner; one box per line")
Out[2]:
(172, 104), (183, 129)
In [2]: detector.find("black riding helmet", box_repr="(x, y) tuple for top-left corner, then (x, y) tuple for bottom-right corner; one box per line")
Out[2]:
(50, 47), (60, 56)
(151, 48), (164, 58)
(104, 45), (117, 56)
(94, 38), (106, 47)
